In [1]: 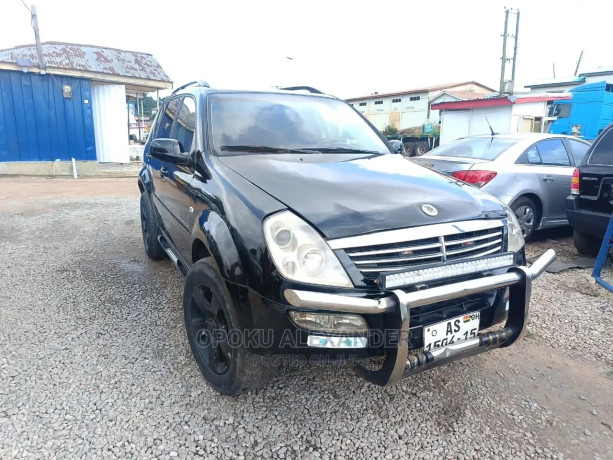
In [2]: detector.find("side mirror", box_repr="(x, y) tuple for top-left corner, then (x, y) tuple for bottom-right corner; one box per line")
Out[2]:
(149, 138), (190, 164)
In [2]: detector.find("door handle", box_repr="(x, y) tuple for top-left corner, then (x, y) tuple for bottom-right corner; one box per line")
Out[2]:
(160, 167), (169, 179)
(542, 175), (554, 182)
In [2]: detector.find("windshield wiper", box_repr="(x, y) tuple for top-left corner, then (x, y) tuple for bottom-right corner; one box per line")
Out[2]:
(220, 145), (319, 154)
(302, 147), (383, 154)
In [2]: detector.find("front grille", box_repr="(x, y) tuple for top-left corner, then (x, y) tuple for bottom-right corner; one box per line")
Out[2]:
(328, 220), (504, 278)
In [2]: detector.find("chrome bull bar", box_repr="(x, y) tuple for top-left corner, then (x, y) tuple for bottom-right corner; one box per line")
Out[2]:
(285, 249), (556, 386)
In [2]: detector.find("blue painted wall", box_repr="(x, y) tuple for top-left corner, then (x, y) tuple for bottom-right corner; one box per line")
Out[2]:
(0, 70), (96, 162)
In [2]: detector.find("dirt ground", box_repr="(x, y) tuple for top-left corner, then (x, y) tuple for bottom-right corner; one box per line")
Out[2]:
(0, 176), (611, 459)
(0, 177), (138, 210)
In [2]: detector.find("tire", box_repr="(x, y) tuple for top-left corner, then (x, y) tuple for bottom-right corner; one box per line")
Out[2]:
(573, 230), (602, 256)
(511, 196), (539, 241)
(183, 259), (278, 395)
(402, 143), (414, 157)
(140, 192), (167, 260)
(415, 142), (429, 156)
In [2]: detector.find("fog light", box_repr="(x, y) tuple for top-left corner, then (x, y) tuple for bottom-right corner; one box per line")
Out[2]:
(288, 311), (368, 333)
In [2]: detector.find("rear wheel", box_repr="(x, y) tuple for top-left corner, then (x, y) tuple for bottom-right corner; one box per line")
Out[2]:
(415, 142), (429, 156)
(183, 259), (278, 395)
(140, 192), (167, 260)
(402, 143), (414, 157)
(573, 230), (601, 256)
(511, 197), (539, 241)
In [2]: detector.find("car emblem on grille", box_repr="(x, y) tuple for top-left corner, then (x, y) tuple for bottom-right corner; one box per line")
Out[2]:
(421, 204), (438, 216)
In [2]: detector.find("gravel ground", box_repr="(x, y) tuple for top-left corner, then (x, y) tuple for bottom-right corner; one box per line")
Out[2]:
(0, 179), (612, 459)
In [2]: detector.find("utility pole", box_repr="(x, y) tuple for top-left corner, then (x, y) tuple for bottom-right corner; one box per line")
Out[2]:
(574, 50), (584, 76)
(30, 5), (46, 72)
(499, 9), (509, 94)
(499, 8), (520, 94)
(553, 62), (556, 78)
(510, 10), (520, 87)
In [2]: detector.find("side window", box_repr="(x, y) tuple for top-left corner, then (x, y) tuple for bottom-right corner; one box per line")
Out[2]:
(567, 139), (590, 165)
(587, 130), (613, 165)
(535, 139), (570, 166)
(516, 145), (542, 165)
(157, 97), (181, 139)
(171, 97), (196, 152)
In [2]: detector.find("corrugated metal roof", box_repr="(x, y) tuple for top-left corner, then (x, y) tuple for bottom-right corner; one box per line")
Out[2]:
(345, 81), (496, 101)
(524, 76), (585, 88)
(0, 42), (171, 83)
(431, 94), (571, 111)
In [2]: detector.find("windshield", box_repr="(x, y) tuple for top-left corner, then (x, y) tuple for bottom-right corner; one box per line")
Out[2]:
(425, 137), (519, 161)
(209, 93), (390, 154)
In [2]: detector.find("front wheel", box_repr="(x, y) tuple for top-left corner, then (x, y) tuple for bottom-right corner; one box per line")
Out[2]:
(511, 197), (539, 241)
(183, 259), (278, 395)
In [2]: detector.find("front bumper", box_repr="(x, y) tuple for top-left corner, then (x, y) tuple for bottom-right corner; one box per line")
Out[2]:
(284, 249), (556, 386)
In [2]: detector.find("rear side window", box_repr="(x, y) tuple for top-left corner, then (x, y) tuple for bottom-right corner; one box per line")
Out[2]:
(156, 97), (181, 139)
(567, 139), (590, 165)
(516, 145), (542, 164)
(535, 139), (570, 166)
(587, 129), (613, 165)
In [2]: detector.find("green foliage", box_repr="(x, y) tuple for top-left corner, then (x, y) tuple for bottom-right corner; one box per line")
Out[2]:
(141, 95), (158, 117)
(382, 124), (398, 136)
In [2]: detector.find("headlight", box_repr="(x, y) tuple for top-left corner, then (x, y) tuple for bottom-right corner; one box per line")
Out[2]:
(504, 205), (525, 252)
(263, 211), (353, 288)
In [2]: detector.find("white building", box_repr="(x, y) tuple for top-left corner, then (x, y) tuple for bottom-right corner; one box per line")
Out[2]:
(432, 94), (571, 145)
(346, 81), (494, 131)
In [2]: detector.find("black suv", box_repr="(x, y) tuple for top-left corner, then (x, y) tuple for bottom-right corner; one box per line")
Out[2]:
(138, 82), (555, 395)
(566, 123), (613, 255)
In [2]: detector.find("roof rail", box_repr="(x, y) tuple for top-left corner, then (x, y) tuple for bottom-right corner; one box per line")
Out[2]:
(279, 86), (323, 94)
(172, 80), (210, 94)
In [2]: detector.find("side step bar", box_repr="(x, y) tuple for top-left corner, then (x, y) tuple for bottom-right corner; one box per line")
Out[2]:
(158, 235), (188, 276)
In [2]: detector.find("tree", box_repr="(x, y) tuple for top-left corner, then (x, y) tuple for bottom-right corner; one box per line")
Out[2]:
(141, 95), (158, 117)
(382, 124), (398, 136)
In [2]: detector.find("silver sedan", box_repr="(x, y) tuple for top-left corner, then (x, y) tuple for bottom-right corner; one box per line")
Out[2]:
(411, 133), (591, 239)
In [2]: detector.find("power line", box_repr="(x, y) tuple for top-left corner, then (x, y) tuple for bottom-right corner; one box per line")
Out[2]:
(20, 0), (31, 13)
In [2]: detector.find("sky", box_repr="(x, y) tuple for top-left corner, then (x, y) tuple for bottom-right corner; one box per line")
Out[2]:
(1, 0), (612, 99)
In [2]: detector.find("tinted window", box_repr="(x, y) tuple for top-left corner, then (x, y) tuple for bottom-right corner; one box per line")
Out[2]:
(550, 104), (571, 118)
(209, 93), (389, 154)
(516, 145), (542, 164)
(157, 97), (181, 139)
(587, 129), (613, 165)
(536, 139), (570, 166)
(426, 137), (519, 161)
(172, 97), (196, 152)
(567, 139), (590, 165)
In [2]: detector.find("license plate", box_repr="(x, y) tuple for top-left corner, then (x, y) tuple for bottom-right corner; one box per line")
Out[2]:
(423, 312), (480, 352)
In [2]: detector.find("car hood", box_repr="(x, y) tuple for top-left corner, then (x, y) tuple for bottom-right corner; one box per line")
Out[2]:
(220, 153), (505, 239)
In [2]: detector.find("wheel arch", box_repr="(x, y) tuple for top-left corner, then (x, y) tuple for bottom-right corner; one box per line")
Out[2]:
(138, 167), (153, 194)
(511, 193), (543, 228)
(190, 210), (246, 285)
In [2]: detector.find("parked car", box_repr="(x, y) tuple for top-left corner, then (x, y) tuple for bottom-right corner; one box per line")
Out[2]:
(566, 123), (613, 255)
(388, 139), (403, 154)
(411, 133), (591, 240)
(138, 82), (555, 395)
